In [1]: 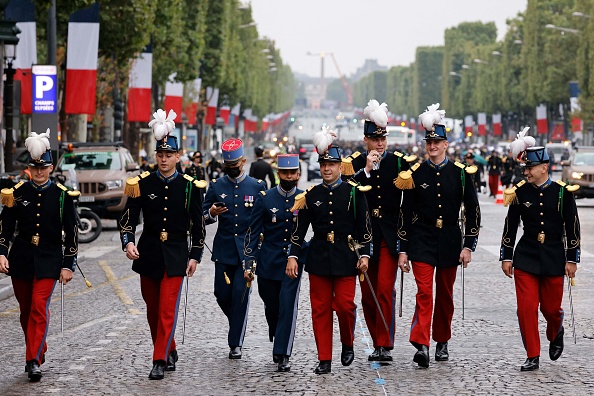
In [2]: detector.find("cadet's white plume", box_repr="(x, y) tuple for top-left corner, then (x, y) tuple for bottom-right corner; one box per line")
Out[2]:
(419, 103), (445, 131)
(148, 108), (177, 140)
(313, 126), (337, 155)
(510, 127), (536, 160)
(25, 129), (51, 160)
(364, 99), (388, 128)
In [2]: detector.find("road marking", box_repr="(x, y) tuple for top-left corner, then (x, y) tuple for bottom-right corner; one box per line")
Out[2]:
(106, 332), (118, 337)
(89, 347), (103, 352)
(96, 339), (112, 344)
(98, 260), (136, 313)
(68, 365), (86, 371)
(80, 245), (118, 259)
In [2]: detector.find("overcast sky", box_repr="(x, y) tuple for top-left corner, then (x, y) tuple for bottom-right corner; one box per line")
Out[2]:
(250, 0), (528, 78)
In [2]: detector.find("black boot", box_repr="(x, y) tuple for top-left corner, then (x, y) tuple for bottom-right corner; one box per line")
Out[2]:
(413, 345), (430, 368)
(228, 346), (242, 359)
(165, 350), (178, 371)
(435, 342), (449, 361)
(378, 347), (393, 362)
(368, 347), (381, 361)
(25, 354), (45, 373)
(277, 355), (291, 372)
(520, 357), (540, 371)
(314, 360), (332, 374)
(149, 360), (166, 380)
(341, 344), (354, 366)
(26, 361), (42, 382)
(549, 327), (564, 361)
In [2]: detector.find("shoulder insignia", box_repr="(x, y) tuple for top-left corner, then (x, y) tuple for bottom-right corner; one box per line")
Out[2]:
(556, 180), (567, 187)
(291, 191), (308, 211)
(411, 162), (420, 172)
(1, 187), (15, 207)
(257, 179), (264, 184)
(350, 151), (361, 158)
(193, 179), (207, 189)
(394, 151), (404, 158)
(357, 185), (372, 192)
(342, 157), (355, 176)
(183, 174), (194, 182)
(260, 190), (266, 196)
(57, 183), (68, 191)
(212, 178), (217, 183)
(347, 180), (358, 187)
(67, 190), (81, 197)
(307, 185), (315, 191)
(124, 176), (141, 198)
(13, 181), (24, 190)
(567, 184), (580, 192)
(465, 165), (478, 174)
(503, 186), (518, 207)
(516, 180), (526, 188)
(454, 161), (465, 169)
(139, 171), (151, 179)
(404, 155), (418, 163)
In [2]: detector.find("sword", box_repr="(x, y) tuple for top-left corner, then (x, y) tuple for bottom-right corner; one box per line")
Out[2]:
(399, 268), (404, 318)
(61, 282), (64, 338)
(462, 265), (465, 320)
(459, 203), (466, 320)
(241, 262), (257, 305)
(75, 262), (92, 288)
(181, 275), (189, 344)
(347, 235), (390, 333)
(567, 276), (577, 344)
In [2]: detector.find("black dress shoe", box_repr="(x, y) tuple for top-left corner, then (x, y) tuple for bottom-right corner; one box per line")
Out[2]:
(435, 342), (449, 361)
(378, 347), (393, 362)
(165, 350), (178, 371)
(549, 327), (564, 361)
(273, 354), (281, 363)
(27, 361), (42, 382)
(314, 360), (332, 374)
(149, 360), (166, 380)
(368, 347), (381, 361)
(341, 344), (354, 366)
(520, 357), (540, 371)
(413, 345), (430, 368)
(277, 355), (291, 372)
(229, 346), (242, 359)
(25, 354), (45, 373)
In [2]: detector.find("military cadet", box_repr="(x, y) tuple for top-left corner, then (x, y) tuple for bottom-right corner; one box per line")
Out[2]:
(119, 109), (206, 380)
(500, 129), (580, 371)
(288, 130), (372, 375)
(342, 99), (416, 362)
(487, 149), (504, 197)
(397, 103), (480, 368)
(243, 154), (304, 372)
(184, 151), (206, 180)
(0, 130), (78, 382)
(203, 138), (266, 359)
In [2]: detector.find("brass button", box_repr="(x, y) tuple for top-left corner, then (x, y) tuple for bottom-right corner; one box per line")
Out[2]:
(436, 172), (440, 176)
(37, 203), (41, 207)
(540, 203), (543, 206)
(235, 195), (238, 198)
(165, 186), (168, 189)
(286, 219), (289, 222)
(439, 215), (442, 219)
(438, 205), (442, 208)
(437, 183), (441, 187)
(235, 204), (238, 207)
(38, 194), (41, 197)
(163, 218), (167, 221)
(162, 228), (166, 231)
(164, 197), (168, 200)
(540, 212), (543, 216)
(376, 175), (380, 178)
(36, 213), (40, 217)
(284, 229), (288, 232)
(329, 201), (332, 205)
(329, 192), (333, 195)
(235, 186), (238, 189)
(286, 199), (289, 203)
(235, 224), (238, 226)
(329, 211), (333, 215)
(235, 214), (238, 217)
(286, 209), (290, 212)
(283, 238), (287, 242)
(437, 194), (441, 197)
(330, 221), (333, 225)
(377, 186), (381, 189)
(164, 207), (168, 211)
(378, 196), (381, 199)
(540, 193), (543, 196)
(541, 222), (544, 225)
(234, 233), (238, 236)
(36, 224), (40, 227)
(378, 205), (382, 209)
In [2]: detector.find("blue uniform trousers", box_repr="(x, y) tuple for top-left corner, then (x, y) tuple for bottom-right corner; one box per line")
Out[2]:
(214, 262), (251, 348)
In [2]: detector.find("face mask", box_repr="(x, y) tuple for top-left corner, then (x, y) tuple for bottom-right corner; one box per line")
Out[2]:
(225, 166), (241, 178)
(280, 179), (298, 191)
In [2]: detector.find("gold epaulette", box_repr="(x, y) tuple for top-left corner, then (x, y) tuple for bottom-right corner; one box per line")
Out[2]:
(465, 165), (478, 174)
(557, 179), (580, 192)
(341, 157), (355, 176)
(57, 183), (68, 191)
(357, 185), (372, 192)
(351, 151), (361, 159)
(503, 180), (526, 207)
(556, 180), (566, 187)
(183, 174), (207, 188)
(212, 178), (217, 183)
(56, 183), (81, 198)
(1, 180), (23, 208)
(68, 190), (81, 197)
(290, 185), (314, 211)
(258, 179), (264, 184)
(454, 161), (465, 169)
(404, 155), (418, 163)
(393, 162), (420, 190)
(124, 171), (150, 198)
(394, 151), (404, 158)
(260, 190), (266, 196)
(347, 180), (358, 187)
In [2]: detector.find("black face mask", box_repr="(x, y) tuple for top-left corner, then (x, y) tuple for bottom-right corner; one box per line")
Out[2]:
(279, 179), (298, 191)
(225, 166), (241, 178)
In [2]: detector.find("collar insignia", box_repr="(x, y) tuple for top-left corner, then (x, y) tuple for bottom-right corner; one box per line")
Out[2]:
(523, 202), (532, 208)
(420, 183), (429, 189)
(314, 201), (322, 207)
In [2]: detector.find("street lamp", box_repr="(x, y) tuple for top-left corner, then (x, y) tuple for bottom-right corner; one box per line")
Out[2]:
(461, 64), (470, 69)
(492, 51), (502, 56)
(545, 24), (580, 35)
(514, 39), (523, 44)
(449, 71), (462, 77)
(473, 58), (489, 64)
(572, 11), (592, 19)
(239, 21), (257, 29)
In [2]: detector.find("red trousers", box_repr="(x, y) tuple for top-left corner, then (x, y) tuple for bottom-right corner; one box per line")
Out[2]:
(360, 241), (397, 349)
(409, 262), (457, 346)
(140, 273), (184, 362)
(514, 269), (564, 358)
(12, 277), (56, 364)
(488, 174), (500, 196)
(309, 274), (356, 361)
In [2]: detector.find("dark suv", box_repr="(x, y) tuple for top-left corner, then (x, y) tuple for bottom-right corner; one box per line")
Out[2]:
(55, 142), (140, 219)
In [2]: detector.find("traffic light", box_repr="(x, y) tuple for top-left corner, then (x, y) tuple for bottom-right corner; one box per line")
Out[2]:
(114, 99), (124, 133)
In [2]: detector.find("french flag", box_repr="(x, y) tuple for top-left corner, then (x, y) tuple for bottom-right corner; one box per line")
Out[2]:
(164, 74), (183, 123)
(205, 87), (219, 126)
(5, 0), (37, 115)
(127, 44), (152, 122)
(536, 104), (548, 134)
(184, 78), (201, 126)
(477, 113), (486, 136)
(492, 113), (502, 136)
(219, 105), (231, 125)
(464, 115), (473, 134)
(230, 102), (240, 129)
(65, 2), (100, 115)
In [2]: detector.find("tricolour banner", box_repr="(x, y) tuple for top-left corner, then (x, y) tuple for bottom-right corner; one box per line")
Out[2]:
(128, 44), (152, 122)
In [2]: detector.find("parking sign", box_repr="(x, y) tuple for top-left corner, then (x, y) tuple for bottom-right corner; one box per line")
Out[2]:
(32, 65), (57, 113)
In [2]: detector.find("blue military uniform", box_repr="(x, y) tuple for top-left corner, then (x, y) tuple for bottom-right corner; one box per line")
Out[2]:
(243, 154), (304, 369)
(203, 139), (266, 355)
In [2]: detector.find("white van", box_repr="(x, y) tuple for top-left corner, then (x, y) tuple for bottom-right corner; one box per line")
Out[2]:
(386, 126), (416, 147)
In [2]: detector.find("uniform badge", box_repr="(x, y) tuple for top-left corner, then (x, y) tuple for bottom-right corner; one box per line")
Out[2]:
(244, 195), (254, 207)
(148, 194), (158, 200)
(220, 193), (227, 199)
(293, 209), (299, 222)
(270, 207), (278, 223)
(523, 202), (532, 208)
(420, 183), (429, 189)
(314, 201), (322, 207)
(21, 200), (30, 206)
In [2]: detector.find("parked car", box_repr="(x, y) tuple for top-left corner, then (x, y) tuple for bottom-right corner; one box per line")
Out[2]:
(307, 151), (321, 181)
(54, 142), (140, 219)
(546, 142), (573, 172)
(561, 146), (594, 198)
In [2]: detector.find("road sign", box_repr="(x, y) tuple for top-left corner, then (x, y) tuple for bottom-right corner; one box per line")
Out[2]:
(32, 65), (57, 114)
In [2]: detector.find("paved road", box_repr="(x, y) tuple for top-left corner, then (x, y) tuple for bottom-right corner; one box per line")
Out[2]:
(1, 173), (594, 395)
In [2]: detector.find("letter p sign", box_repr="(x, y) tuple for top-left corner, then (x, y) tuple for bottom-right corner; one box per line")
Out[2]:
(32, 65), (57, 114)
(35, 76), (54, 99)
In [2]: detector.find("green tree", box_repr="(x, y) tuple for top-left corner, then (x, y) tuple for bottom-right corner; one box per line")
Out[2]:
(412, 46), (443, 116)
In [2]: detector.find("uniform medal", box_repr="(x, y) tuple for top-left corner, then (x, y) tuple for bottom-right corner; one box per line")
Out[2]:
(270, 207), (278, 223)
